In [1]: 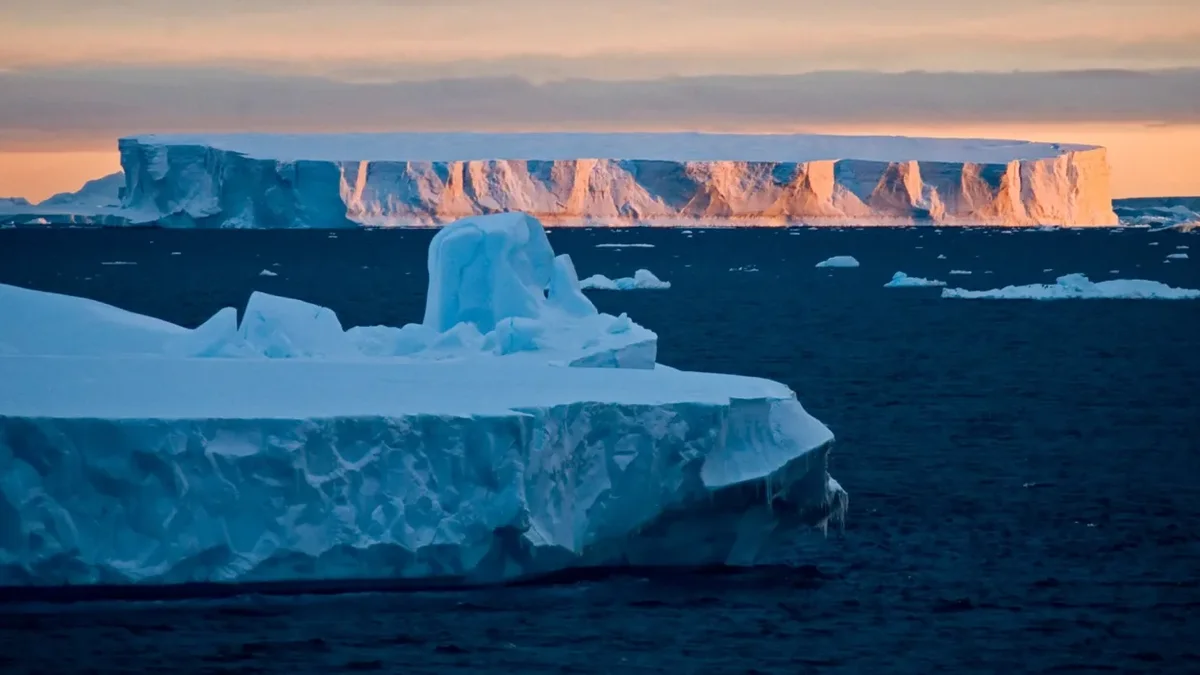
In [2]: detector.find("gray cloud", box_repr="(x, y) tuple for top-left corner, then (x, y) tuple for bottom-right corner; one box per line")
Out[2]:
(1, 68), (1198, 151)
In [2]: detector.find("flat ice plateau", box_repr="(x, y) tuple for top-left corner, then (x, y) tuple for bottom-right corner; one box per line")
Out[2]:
(107, 132), (1118, 228)
(0, 212), (845, 587)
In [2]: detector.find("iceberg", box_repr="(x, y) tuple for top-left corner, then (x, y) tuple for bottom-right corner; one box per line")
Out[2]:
(1166, 253), (1189, 260)
(0, 173), (138, 227)
(815, 256), (860, 268)
(884, 272), (947, 288)
(942, 273), (1200, 300)
(108, 132), (1118, 228)
(0, 212), (845, 587)
(579, 269), (671, 291)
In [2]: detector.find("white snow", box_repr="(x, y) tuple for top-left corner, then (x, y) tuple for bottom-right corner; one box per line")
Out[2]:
(259, 269), (278, 276)
(942, 273), (1200, 300)
(1167, 253), (1189, 260)
(579, 269), (671, 291)
(0, 283), (187, 357)
(815, 256), (860, 268)
(0, 211), (845, 585)
(884, 272), (947, 288)
(113, 132), (1119, 228)
(596, 243), (655, 248)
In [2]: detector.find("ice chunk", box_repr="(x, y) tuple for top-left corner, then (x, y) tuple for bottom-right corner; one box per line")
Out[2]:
(815, 256), (860, 268)
(162, 307), (257, 358)
(546, 254), (597, 317)
(884, 271), (946, 288)
(488, 316), (545, 355)
(596, 243), (655, 248)
(0, 282), (187, 356)
(239, 291), (357, 358)
(1167, 253), (1189, 260)
(942, 273), (1200, 300)
(423, 212), (555, 333)
(346, 323), (436, 357)
(949, 270), (972, 275)
(259, 269), (278, 277)
(580, 269), (671, 290)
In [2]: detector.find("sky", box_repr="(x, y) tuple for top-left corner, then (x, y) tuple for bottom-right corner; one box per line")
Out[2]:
(2, 0), (1199, 200)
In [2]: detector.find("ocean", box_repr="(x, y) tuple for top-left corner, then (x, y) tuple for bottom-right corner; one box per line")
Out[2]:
(1, 225), (1198, 674)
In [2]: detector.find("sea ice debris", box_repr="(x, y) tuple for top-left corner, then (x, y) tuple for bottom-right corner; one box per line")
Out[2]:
(942, 273), (1200, 300)
(815, 256), (860, 268)
(884, 272), (946, 288)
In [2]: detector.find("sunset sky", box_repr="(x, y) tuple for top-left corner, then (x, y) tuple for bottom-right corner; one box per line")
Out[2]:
(2, 0), (1199, 200)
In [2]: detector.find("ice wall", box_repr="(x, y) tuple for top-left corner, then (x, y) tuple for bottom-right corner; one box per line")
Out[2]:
(0, 357), (843, 586)
(117, 133), (1119, 228)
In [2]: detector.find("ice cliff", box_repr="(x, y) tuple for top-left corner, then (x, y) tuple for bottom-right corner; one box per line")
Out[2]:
(116, 132), (1119, 228)
(0, 212), (845, 587)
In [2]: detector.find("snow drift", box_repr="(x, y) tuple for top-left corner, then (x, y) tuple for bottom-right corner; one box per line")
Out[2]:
(114, 132), (1119, 228)
(0, 212), (845, 587)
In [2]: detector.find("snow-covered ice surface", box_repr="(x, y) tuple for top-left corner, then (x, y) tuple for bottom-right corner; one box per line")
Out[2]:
(0, 212), (844, 587)
(942, 273), (1200, 300)
(108, 132), (1118, 228)
(884, 272), (947, 288)
(580, 269), (671, 291)
(815, 256), (860, 268)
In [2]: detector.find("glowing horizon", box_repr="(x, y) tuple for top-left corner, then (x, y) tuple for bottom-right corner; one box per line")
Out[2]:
(1, 1), (1198, 200)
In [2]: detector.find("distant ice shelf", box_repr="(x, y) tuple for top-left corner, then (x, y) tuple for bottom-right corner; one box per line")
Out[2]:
(103, 132), (1119, 228)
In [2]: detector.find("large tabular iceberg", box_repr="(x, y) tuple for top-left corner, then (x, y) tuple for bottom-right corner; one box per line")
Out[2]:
(0, 212), (845, 587)
(109, 132), (1118, 228)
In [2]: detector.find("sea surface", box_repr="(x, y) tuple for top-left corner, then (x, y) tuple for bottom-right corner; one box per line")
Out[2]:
(1, 225), (1198, 674)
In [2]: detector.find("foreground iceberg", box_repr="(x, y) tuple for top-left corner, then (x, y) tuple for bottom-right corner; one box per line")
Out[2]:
(111, 132), (1118, 227)
(942, 273), (1200, 300)
(0, 212), (845, 587)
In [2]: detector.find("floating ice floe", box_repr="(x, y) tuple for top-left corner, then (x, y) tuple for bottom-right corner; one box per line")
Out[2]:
(942, 273), (1200, 300)
(884, 271), (946, 288)
(579, 268), (671, 290)
(815, 256), (859, 268)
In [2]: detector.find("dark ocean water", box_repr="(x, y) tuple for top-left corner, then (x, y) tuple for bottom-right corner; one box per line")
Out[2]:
(1, 226), (1199, 674)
